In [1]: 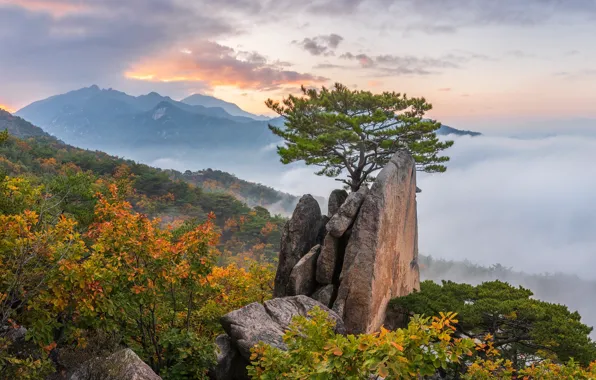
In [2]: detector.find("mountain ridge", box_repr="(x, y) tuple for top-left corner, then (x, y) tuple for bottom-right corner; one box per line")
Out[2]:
(15, 86), (283, 151)
(182, 93), (271, 121)
(0, 108), (308, 214)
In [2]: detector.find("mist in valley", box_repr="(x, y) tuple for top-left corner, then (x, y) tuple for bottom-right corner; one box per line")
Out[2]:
(89, 127), (596, 329)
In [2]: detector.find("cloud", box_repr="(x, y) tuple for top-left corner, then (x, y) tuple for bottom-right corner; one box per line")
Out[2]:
(313, 63), (346, 69)
(340, 52), (375, 68)
(506, 50), (537, 59)
(393, 0), (596, 34)
(554, 69), (596, 80)
(293, 34), (344, 56)
(125, 40), (328, 91)
(339, 51), (487, 76)
(404, 24), (458, 35)
(417, 132), (596, 279)
(0, 0), (88, 17)
(438, 88), (452, 92)
(0, 0), (235, 105)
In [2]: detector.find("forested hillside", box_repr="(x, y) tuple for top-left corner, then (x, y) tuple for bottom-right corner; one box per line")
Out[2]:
(170, 168), (311, 215)
(0, 109), (285, 264)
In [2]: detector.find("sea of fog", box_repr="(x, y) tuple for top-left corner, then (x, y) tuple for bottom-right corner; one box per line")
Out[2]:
(111, 132), (596, 279)
(103, 130), (596, 330)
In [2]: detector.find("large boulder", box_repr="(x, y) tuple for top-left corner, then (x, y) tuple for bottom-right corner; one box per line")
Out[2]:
(288, 245), (321, 296)
(333, 151), (420, 334)
(68, 348), (161, 380)
(316, 234), (340, 285)
(326, 186), (368, 238)
(220, 296), (344, 361)
(327, 189), (348, 216)
(273, 195), (322, 297)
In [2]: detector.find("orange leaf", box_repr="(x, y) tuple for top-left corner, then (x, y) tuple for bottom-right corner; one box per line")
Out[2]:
(391, 342), (404, 351)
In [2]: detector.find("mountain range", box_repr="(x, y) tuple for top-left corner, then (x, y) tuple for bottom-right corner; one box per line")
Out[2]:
(15, 86), (285, 151)
(15, 86), (480, 152)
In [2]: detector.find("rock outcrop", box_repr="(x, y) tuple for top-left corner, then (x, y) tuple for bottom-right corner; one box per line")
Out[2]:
(213, 150), (421, 378)
(335, 150), (420, 333)
(273, 195), (322, 297)
(273, 150), (420, 334)
(68, 348), (161, 380)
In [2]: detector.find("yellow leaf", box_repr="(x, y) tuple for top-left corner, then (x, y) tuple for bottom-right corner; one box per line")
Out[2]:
(391, 342), (404, 351)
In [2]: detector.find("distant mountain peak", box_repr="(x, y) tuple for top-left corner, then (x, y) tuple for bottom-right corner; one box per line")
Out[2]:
(181, 93), (270, 121)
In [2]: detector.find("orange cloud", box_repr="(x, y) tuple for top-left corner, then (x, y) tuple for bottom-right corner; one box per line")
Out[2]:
(0, 0), (88, 16)
(126, 41), (328, 91)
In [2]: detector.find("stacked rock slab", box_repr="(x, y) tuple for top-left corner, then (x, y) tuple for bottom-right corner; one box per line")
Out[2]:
(273, 195), (323, 297)
(275, 150), (420, 334)
(333, 150), (420, 333)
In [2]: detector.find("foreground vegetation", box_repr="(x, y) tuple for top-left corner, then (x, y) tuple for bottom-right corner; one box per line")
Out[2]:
(249, 308), (596, 379)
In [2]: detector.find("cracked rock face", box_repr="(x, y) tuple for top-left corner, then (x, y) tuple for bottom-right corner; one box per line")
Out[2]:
(273, 195), (322, 297)
(333, 150), (420, 334)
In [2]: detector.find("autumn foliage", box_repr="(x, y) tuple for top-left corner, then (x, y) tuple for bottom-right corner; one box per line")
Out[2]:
(0, 170), (274, 379)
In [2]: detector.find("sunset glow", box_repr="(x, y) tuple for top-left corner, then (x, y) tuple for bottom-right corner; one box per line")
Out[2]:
(0, 0), (88, 17)
(0, 0), (595, 129)
(0, 104), (16, 113)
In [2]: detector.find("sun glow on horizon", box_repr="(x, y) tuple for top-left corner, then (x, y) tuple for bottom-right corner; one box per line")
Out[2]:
(0, 104), (16, 113)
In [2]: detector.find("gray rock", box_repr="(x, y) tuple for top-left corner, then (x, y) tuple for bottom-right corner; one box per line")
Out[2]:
(211, 335), (249, 380)
(220, 302), (285, 360)
(221, 296), (344, 361)
(316, 215), (330, 245)
(326, 187), (368, 238)
(316, 234), (339, 285)
(333, 151), (420, 334)
(288, 245), (321, 296)
(328, 189), (348, 216)
(273, 195), (322, 297)
(68, 348), (161, 380)
(264, 296), (345, 335)
(312, 285), (335, 308)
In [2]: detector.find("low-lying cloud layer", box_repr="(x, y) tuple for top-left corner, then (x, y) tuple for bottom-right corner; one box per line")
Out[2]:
(418, 132), (596, 279)
(132, 129), (596, 279)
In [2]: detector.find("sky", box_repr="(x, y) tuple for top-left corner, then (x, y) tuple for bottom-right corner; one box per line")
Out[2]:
(1, 0), (596, 132)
